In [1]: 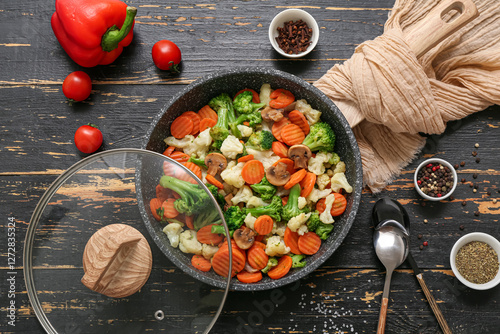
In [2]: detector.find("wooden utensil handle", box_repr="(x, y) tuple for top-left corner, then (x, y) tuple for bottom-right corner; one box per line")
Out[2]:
(416, 273), (453, 334)
(404, 0), (479, 58)
(377, 297), (389, 334)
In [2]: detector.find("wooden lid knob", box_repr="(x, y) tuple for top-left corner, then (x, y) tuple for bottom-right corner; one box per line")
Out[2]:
(81, 224), (152, 298)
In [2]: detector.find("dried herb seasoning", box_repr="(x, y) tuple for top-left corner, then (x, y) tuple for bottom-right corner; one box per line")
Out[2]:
(455, 241), (499, 284)
(275, 20), (313, 55)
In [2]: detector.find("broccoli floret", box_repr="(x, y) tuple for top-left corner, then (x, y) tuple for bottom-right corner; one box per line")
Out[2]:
(208, 93), (242, 140)
(246, 130), (275, 151)
(211, 139), (223, 151)
(250, 175), (277, 201)
(328, 152), (340, 165)
(306, 211), (321, 231)
(315, 222), (334, 240)
(206, 184), (225, 209)
(233, 90), (266, 114)
(224, 206), (247, 231)
(261, 257), (278, 273)
(188, 156), (207, 169)
(194, 209), (220, 231)
(245, 196), (282, 222)
(282, 184), (310, 222)
(160, 175), (211, 216)
(231, 111), (263, 129)
(291, 254), (307, 268)
(302, 122), (336, 152)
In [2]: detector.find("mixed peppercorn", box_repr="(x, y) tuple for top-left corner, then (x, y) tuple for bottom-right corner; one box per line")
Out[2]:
(416, 163), (454, 198)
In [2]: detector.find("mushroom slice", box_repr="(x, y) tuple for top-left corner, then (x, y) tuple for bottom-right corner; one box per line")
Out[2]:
(266, 162), (291, 186)
(261, 106), (284, 122)
(204, 153), (227, 176)
(288, 144), (312, 170)
(233, 228), (256, 250)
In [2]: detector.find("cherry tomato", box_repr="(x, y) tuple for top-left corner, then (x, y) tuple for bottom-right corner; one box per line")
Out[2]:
(74, 124), (103, 154)
(152, 40), (182, 72)
(62, 71), (92, 102)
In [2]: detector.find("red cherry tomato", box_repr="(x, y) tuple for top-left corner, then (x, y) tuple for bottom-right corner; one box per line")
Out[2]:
(62, 71), (92, 102)
(152, 40), (182, 72)
(74, 124), (103, 154)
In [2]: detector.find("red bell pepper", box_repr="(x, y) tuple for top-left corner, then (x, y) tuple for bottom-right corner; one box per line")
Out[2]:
(51, 0), (137, 67)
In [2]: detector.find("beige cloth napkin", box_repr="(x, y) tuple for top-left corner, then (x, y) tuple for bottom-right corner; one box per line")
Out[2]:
(314, 0), (500, 192)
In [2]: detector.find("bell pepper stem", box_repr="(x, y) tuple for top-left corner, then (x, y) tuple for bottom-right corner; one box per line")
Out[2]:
(101, 6), (137, 52)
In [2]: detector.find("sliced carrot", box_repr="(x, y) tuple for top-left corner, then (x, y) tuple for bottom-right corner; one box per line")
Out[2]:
(150, 198), (163, 221)
(272, 158), (296, 176)
(185, 215), (194, 229)
(198, 105), (218, 122)
(237, 154), (255, 163)
(181, 111), (201, 136)
(247, 246), (269, 270)
(163, 146), (175, 157)
(288, 110), (310, 135)
(253, 215), (274, 235)
(206, 174), (224, 189)
(281, 124), (305, 146)
(161, 198), (179, 219)
(199, 118), (217, 132)
(267, 255), (293, 279)
(272, 141), (289, 158)
(299, 172), (316, 198)
(197, 224), (224, 245)
(241, 160), (265, 185)
(250, 241), (266, 251)
(169, 151), (190, 164)
(156, 184), (170, 203)
(271, 117), (291, 142)
(212, 244), (246, 277)
(234, 89), (260, 103)
(183, 161), (202, 180)
(237, 270), (263, 283)
(316, 198), (326, 213)
(269, 89), (294, 109)
(331, 192), (347, 217)
(282, 196), (288, 206)
(284, 169), (307, 190)
(254, 234), (265, 242)
(170, 116), (194, 139)
(176, 167), (198, 184)
(242, 121), (250, 126)
(298, 232), (321, 255)
(172, 191), (181, 200)
(284, 227), (302, 255)
(191, 254), (212, 272)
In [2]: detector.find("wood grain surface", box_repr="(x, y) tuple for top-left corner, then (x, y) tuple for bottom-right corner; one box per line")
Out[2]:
(1, 0), (499, 333)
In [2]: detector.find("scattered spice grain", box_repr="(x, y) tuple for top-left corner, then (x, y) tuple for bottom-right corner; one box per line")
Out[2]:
(461, 178), (466, 183)
(459, 225), (465, 230)
(462, 201), (467, 206)
(474, 211), (480, 216)
(424, 219), (428, 224)
(473, 173), (478, 179)
(423, 241), (429, 247)
(494, 199), (498, 204)
(472, 151), (477, 157)
(455, 241), (499, 284)
(473, 189), (477, 193)
(460, 161), (466, 167)
(475, 143), (480, 148)
(418, 234), (422, 239)
(454, 164), (459, 170)
(419, 245), (424, 250)
(476, 158), (481, 163)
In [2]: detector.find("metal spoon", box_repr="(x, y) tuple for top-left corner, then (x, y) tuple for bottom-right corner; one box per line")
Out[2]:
(373, 220), (409, 334)
(373, 198), (453, 334)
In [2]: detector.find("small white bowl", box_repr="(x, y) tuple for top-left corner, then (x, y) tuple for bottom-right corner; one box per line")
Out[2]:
(414, 158), (457, 201)
(450, 232), (500, 290)
(268, 9), (319, 58)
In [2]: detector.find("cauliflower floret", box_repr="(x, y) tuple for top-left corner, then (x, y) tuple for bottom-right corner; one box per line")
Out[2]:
(231, 185), (253, 205)
(244, 213), (257, 230)
(246, 148), (280, 171)
(164, 135), (195, 149)
(295, 99), (322, 125)
(308, 152), (333, 175)
(237, 125), (253, 137)
(316, 174), (331, 190)
(298, 196), (307, 209)
(287, 212), (312, 233)
(297, 225), (309, 236)
(333, 161), (346, 174)
(179, 230), (203, 255)
(220, 135), (244, 159)
(162, 222), (184, 248)
(265, 235), (290, 257)
(247, 196), (268, 208)
(259, 83), (272, 106)
(202, 244), (219, 260)
(183, 128), (212, 159)
(319, 194), (335, 224)
(272, 221), (287, 237)
(330, 172), (353, 193)
(306, 187), (332, 203)
(220, 162), (245, 188)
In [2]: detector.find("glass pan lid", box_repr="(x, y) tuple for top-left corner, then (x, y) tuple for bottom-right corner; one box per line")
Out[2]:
(24, 148), (231, 334)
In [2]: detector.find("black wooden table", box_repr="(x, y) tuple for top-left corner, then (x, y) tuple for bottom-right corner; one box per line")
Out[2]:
(1, 1), (499, 333)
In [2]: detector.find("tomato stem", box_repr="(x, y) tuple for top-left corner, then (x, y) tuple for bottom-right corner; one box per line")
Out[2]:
(101, 6), (137, 52)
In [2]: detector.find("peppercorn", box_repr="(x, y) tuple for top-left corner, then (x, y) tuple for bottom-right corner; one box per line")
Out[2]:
(461, 178), (466, 183)
(474, 211), (480, 216)
(460, 161), (466, 167)
(418, 234), (422, 239)
(462, 201), (467, 206)
(473, 173), (478, 179)
(459, 225), (465, 230)
(472, 151), (477, 157)
(454, 164), (459, 170)
(476, 158), (481, 163)
(423, 241), (429, 246)
(419, 245), (424, 250)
